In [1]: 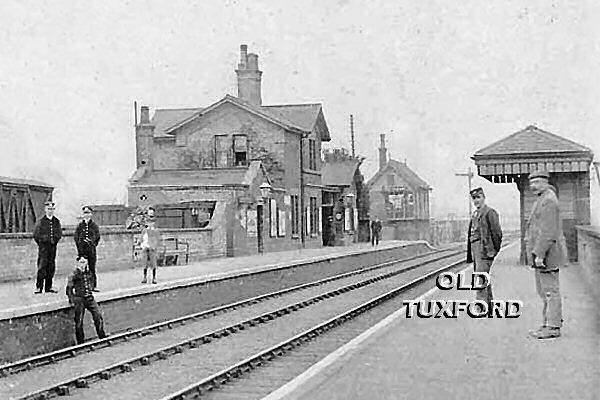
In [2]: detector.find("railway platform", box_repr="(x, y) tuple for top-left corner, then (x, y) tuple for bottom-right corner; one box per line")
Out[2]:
(0, 240), (441, 364)
(264, 242), (599, 400)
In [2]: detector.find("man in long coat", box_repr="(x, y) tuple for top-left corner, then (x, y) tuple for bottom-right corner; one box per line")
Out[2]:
(74, 206), (101, 291)
(466, 187), (502, 316)
(526, 171), (566, 339)
(33, 200), (62, 293)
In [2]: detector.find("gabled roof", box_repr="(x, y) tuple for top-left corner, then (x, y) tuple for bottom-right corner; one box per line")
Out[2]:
(152, 108), (203, 137)
(474, 125), (593, 158)
(150, 95), (330, 140)
(129, 161), (270, 188)
(367, 159), (430, 190)
(322, 160), (360, 186)
(262, 104), (331, 141)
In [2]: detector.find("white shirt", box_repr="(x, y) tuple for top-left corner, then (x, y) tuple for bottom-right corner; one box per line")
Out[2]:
(141, 232), (149, 249)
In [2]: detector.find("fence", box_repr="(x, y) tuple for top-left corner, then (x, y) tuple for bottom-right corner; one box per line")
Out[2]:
(429, 218), (469, 245)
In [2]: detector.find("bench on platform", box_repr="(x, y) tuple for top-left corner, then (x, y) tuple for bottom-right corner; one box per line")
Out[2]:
(132, 237), (190, 266)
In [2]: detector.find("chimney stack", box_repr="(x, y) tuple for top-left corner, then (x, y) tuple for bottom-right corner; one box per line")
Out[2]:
(139, 106), (150, 124)
(379, 134), (387, 171)
(235, 44), (263, 106)
(135, 105), (155, 170)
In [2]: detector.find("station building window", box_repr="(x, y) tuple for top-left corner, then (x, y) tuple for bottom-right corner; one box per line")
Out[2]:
(233, 134), (248, 166)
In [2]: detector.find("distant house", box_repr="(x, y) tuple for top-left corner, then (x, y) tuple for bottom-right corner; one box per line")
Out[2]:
(128, 45), (332, 256)
(0, 176), (53, 233)
(367, 134), (431, 240)
(321, 149), (370, 245)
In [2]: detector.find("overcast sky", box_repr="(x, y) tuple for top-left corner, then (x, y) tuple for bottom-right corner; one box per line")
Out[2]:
(1, 0), (599, 225)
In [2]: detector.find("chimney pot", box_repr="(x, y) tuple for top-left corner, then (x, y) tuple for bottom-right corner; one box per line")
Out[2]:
(239, 44), (248, 68)
(378, 134), (387, 171)
(247, 53), (259, 70)
(140, 106), (150, 124)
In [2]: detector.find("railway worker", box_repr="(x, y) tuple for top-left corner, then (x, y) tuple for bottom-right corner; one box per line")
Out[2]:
(526, 170), (565, 339)
(140, 214), (163, 284)
(74, 206), (101, 291)
(371, 216), (382, 246)
(33, 200), (63, 294)
(66, 255), (107, 344)
(466, 187), (502, 316)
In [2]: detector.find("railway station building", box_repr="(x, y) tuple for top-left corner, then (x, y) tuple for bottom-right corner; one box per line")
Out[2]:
(367, 134), (432, 241)
(128, 45), (332, 256)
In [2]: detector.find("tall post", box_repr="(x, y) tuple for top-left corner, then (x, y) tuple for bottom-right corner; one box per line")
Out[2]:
(455, 167), (474, 217)
(350, 114), (355, 158)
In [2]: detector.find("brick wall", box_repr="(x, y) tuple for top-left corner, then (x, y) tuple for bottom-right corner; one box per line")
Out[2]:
(0, 224), (225, 283)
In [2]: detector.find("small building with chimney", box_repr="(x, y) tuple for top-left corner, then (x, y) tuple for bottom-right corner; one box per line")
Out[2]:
(321, 149), (370, 246)
(128, 45), (331, 256)
(367, 134), (432, 240)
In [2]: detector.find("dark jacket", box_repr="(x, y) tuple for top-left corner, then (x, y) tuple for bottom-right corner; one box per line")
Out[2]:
(371, 220), (382, 234)
(66, 267), (94, 301)
(525, 187), (567, 271)
(74, 219), (101, 255)
(33, 216), (62, 246)
(466, 205), (502, 262)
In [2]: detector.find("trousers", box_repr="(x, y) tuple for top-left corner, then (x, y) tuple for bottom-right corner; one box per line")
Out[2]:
(73, 296), (106, 344)
(371, 232), (381, 246)
(36, 244), (57, 291)
(142, 248), (157, 270)
(534, 269), (562, 328)
(471, 240), (494, 306)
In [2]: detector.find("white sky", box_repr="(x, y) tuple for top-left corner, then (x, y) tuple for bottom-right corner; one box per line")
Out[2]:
(1, 0), (599, 226)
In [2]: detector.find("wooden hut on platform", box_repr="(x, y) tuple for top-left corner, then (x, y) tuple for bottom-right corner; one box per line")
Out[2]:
(472, 125), (594, 263)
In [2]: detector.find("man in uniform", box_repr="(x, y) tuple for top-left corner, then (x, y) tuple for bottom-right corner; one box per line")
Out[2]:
(370, 216), (382, 246)
(74, 206), (101, 291)
(66, 255), (107, 344)
(33, 200), (62, 293)
(466, 187), (502, 316)
(526, 171), (565, 339)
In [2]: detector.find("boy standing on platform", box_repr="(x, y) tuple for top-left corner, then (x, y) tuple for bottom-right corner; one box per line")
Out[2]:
(370, 216), (382, 246)
(33, 200), (62, 293)
(66, 255), (107, 344)
(140, 215), (162, 284)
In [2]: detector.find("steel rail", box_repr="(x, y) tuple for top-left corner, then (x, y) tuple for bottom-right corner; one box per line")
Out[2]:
(160, 258), (466, 399)
(17, 251), (463, 400)
(1, 246), (461, 378)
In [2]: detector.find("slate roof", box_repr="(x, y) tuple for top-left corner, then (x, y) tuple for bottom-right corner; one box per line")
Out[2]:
(149, 96), (329, 140)
(0, 176), (53, 188)
(130, 161), (269, 188)
(367, 159), (431, 190)
(151, 108), (203, 137)
(131, 168), (249, 187)
(322, 160), (360, 186)
(474, 125), (593, 157)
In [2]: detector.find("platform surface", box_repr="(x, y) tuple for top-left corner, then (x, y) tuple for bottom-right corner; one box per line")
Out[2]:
(0, 240), (432, 319)
(264, 242), (600, 400)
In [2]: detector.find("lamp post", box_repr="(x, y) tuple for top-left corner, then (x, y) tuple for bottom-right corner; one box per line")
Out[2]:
(259, 182), (273, 200)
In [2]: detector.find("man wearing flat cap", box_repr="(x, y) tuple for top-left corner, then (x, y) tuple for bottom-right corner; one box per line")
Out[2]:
(526, 170), (566, 339)
(466, 187), (502, 316)
(33, 200), (62, 293)
(74, 206), (101, 291)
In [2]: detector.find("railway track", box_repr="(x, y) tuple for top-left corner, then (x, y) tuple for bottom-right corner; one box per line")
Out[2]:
(1, 247), (466, 400)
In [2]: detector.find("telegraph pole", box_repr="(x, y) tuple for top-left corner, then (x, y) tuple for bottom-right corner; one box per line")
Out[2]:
(455, 167), (474, 217)
(350, 114), (355, 158)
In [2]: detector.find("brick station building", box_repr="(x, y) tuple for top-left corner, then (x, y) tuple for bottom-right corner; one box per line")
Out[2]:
(128, 45), (332, 256)
(367, 134), (432, 240)
(472, 125), (594, 263)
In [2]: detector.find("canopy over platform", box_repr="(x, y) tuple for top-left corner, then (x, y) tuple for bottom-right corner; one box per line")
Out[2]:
(472, 125), (594, 263)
